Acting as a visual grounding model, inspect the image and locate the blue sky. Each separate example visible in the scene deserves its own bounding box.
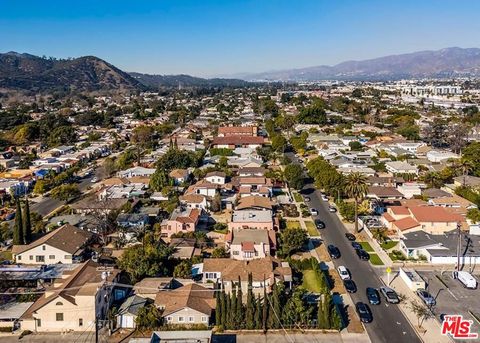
[1,0,480,76]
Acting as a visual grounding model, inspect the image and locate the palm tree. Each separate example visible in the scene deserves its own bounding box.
[344,172,369,233]
[458,159,473,187]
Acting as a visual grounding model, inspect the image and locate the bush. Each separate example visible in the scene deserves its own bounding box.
[338,201,355,222]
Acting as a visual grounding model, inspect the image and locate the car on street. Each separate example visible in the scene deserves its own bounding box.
[328,206,337,213]
[327,244,341,259]
[337,266,350,280]
[366,287,381,305]
[416,289,436,306]
[321,194,329,201]
[355,302,373,323]
[380,286,400,304]
[356,249,370,260]
[304,196,311,202]
[345,233,356,241]
[310,208,319,216]
[344,279,357,293]
[91,177,98,183]
[315,219,325,229]
[351,242,362,250]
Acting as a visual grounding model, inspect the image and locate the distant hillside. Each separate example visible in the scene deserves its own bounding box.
[129,72,253,88]
[236,47,480,81]
[0,52,144,94]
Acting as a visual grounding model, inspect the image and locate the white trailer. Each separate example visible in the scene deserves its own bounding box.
[453,271,477,289]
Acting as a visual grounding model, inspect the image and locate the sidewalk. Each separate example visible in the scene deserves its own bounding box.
[379,272,451,343]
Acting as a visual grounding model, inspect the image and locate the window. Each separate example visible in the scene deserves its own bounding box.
[201,316,208,323]
[188,316,194,322]
[178,316,184,322]
[79,318,83,327]
[55,302,63,306]
[166,316,173,322]
[233,251,239,255]
[36,319,41,328]
[64,255,72,260]
[56,313,64,321]
[29,255,33,260]
[36,256,45,263]
[49,255,55,259]
[17,256,21,261]
[42,245,46,251]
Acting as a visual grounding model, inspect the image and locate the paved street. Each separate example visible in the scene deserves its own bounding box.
[286,152,421,343]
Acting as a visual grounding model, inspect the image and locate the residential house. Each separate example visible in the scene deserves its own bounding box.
[20,261,120,332]
[226,229,275,260]
[204,171,226,185]
[169,169,190,186]
[236,196,273,211]
[367,186,404,200]
[116,295,150,329]
[228,210,274,231]
[186,180,218,197]
[385,161,418,175]
[426,150,459,163]
[179,194,209,211]
[211,136,264,149]
[155,284,215,326]
[217,126,257,137]
[397,183,423,199]
[238,167,266,177]
[453,175,480,190]
[232,177,273,198]
[201,257,292,296]
[118,167,156,178]
[12,225,93,265]
[116,213,150,228]
[160,208,201,240]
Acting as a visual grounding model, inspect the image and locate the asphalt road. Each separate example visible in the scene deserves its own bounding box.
[286,152,421,343]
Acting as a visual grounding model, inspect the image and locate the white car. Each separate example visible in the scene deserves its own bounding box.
[337,266,350,280]
[310,208,318,216]
[321,195,329,201]
[91,177,98,183]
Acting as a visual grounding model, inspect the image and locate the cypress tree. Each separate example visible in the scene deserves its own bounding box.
[268,282,282,329]
[262,282,268,332]
[225,292,232,329]
[330,303,342,330]
[317,295,326,329]
[215,290,221,326]
[254,294,262,329]
[235,277,244,329]
[221,291,227,327]
[23,198,32,244]
[323,292,332,329]
[13,199,24,245]
[245,273,255,329]
[231,282,238,329]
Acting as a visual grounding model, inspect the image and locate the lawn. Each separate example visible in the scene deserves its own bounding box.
[286,220,301,229]
[305,221,319,236]
[369,254,384,265]
[0,251,12,261]
[293,192,304,203]
[359,242,374,252]
[302,269,323,293]
[381,241,398,250]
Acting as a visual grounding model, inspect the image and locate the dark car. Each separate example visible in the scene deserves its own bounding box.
[355,302,373,323]
[366,287,380,305]
[343,279,357,293]
[327,244,341,259]
[345,233,356,241]
[380,286,400,304]
[351,242,362,250]
[356,249,370,260]
[315,219,325,229]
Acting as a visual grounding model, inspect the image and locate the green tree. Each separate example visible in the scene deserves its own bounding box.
[245,273,255,329]
[173,259,192,278]
[236,277,244,329]
[297,99,327,125]
[33,180,48,195]
[50,184,80,201]
[282,288,313,327]
[47,125,78,146]
[135,304,162,331]
[279,227,308,256]
[149,168,170,191]
[343,172,368,233]
[230,282,238,329]
[467,208,480,223]
[131,125,155,149]
[268,282,283,329]
[284,164,304,190]
[271,134,287,153]
[23,199,32,244]
[13,199,24,245]
[215,290,222,326]
[212,246,228,258]
[254,294,262,329]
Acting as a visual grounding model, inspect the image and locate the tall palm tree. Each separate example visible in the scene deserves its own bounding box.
[344,172,369,233]
[458,159,473,187]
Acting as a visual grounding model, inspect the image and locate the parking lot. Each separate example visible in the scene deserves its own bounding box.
[417,270,480,341]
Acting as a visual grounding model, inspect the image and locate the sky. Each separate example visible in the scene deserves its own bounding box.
[1,0,480,77]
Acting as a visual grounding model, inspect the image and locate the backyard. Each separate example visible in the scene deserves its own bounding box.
[302,269,324,293]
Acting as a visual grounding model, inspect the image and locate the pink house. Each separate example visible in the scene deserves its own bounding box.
[161,208,200,240]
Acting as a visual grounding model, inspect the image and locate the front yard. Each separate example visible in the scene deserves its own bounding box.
[369,253,384,265]
[302,269,324,293]
[359,241,374,252]
[304,221,318,236]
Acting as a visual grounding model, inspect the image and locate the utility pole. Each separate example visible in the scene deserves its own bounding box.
[456,222,462,272]
[95,315,99,343]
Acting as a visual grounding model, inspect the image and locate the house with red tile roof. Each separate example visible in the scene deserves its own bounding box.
[160,208,201,240]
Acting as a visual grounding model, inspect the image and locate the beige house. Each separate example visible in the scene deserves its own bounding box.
[228,210,274,231]
[225,229,275,260]
[20,261,120,332]
[155,284,215,326]
[12,224,93,265]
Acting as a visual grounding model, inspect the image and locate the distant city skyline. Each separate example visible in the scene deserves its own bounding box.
[1,0,480,77]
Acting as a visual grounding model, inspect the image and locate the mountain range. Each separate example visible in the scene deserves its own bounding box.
[233,47,480,81]
[1,47,480,95]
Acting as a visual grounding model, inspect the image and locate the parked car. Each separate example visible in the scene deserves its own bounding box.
[310,208,319,216]
[344,279,357,293]
[366,287,380,305]
[355,302,373,323]
[315,219,325,229]
[321,194,329,201]
[356,249,370,260]
[327,244,341,259]
[91,177,98,183]
[345,233,356,241]
[380,286,400,304]
[304,196,311,202]
[416,289,436,306]
[337,266,350,280]
[328,206,337,213]
[351,242,362,250]
[453,271,478,289]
